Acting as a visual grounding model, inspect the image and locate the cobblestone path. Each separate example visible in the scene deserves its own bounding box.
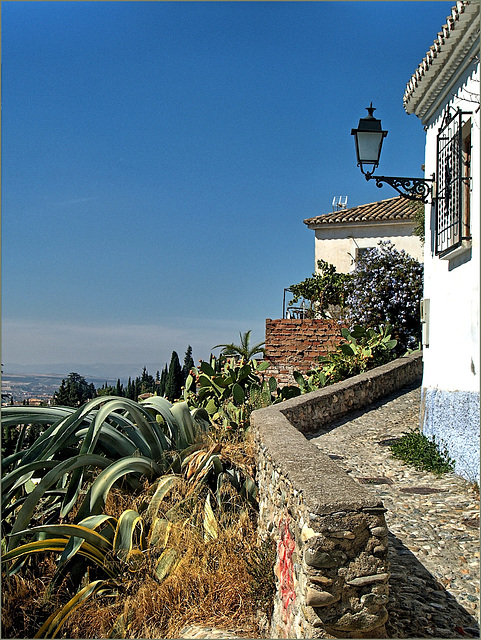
[309,383,479,639]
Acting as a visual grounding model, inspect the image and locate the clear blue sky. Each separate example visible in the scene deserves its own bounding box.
[2,1,453,377]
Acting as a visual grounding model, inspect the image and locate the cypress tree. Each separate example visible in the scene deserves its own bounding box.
[182,345,194,385]
[159,365,168,397]
[165,351,182,401]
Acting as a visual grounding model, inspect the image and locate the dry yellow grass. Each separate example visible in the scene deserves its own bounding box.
[2,433,273,639]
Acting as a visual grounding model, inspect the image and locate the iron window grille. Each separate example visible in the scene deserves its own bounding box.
[435,107,472,256]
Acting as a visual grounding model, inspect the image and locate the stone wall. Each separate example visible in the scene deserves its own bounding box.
[264,319,345,385]
[251,352,423,638]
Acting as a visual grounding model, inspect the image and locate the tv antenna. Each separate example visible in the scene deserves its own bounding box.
[332,196,348,212]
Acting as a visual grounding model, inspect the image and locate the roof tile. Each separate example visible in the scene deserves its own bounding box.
[304,196,419,226]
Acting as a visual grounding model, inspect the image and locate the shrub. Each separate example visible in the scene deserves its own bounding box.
[345,241,423,354]
[288,259,347,318]
[295,324,397,391]
[389,430,455,475]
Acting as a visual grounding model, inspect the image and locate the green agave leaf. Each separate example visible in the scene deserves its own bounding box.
[2,459,59,503]
[0,406,75,428]
[11,524,112,553]
[154,547,179,583]
[113,509,145,552]
[170,401,196,449]
[240,475,259,508]
[1,450,25,472]
[2,538,112,576]
[139,395,176,427]
[191,407,211,432]
[60,397,164,518]
[75,456,161,522]
[74,424,138,458]
[146,475,181,521]
[34,579,115,639]
[7,454,112,552]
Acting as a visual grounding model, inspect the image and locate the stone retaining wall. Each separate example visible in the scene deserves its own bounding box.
[251,352,423,638]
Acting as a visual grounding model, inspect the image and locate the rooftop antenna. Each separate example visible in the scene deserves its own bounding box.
[332,196,348,212]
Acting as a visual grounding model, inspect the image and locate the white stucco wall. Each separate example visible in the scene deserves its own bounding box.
[422,59,479,394]
[420,53,479,482]
[313,221,423,273]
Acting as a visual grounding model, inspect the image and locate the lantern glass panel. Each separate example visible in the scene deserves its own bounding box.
[356,130,384,166]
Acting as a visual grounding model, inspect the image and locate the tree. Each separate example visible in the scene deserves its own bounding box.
[164,351,182,401]
[213,330,265,360]
[345,240,423,354]
[53,373,96,407]
[182,346,195,385]
[288,259,347,318]
[159,365,168,397]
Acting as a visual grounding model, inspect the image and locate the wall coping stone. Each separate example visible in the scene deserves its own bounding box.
[279,351,422,433]
[252,351,423,517]
[253,406,382,516]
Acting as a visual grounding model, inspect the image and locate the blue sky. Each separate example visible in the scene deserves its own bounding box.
[2,1,453,377]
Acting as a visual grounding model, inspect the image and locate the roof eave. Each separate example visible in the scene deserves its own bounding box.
[403,1,480,122]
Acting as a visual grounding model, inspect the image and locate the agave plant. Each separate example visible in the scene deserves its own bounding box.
[2,393,260,638]
[2,477,184,639]
[1,397,209,546]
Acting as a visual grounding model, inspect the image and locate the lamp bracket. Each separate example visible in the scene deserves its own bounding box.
[365,173,434,203]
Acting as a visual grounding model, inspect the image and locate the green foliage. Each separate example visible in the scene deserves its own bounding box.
[53,372,96,407]
[182,345,195,389]
[165,352,183,402]
[1,389,259,637]
[346,241,423,354]
[288,259,347,318]
[213,330,266,360]
[389,430,455,475]
[412,201,425,244]
[295,324,397,391]
[184,355,300,432]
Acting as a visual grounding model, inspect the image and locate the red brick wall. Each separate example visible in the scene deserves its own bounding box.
[263,318,345,385]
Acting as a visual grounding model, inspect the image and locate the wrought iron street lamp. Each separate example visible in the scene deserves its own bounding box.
[351,104,434,203]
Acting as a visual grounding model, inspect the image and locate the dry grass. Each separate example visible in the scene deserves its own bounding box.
[2,433,273,639]
[62,511,265,639]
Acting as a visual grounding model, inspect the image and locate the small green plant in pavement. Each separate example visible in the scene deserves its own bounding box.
[389,430,455,475]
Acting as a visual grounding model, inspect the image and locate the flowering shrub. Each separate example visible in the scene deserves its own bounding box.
[288,259,347,318]
[345,241,423,354]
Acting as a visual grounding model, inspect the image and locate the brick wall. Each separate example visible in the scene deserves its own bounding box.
[264,318,345,385]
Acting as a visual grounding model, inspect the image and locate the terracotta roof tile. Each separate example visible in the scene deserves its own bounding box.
[304,196,419,227]
[403,1,480,119]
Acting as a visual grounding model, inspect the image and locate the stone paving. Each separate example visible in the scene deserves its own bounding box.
[179,383,479,639]
[309,383,480,639]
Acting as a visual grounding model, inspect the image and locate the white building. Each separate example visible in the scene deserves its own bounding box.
[404,0,480,482]
[304,196,423,273]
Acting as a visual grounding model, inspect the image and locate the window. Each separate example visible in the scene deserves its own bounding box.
[355,247,373,262]
[435,108,472,257]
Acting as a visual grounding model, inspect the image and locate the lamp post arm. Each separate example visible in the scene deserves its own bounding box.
[365,173,434,203]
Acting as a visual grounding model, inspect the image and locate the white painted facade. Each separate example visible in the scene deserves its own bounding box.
[311,221,423,273]
[404,0,479,481]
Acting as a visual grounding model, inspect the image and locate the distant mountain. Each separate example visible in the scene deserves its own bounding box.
[4,362,165,383]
